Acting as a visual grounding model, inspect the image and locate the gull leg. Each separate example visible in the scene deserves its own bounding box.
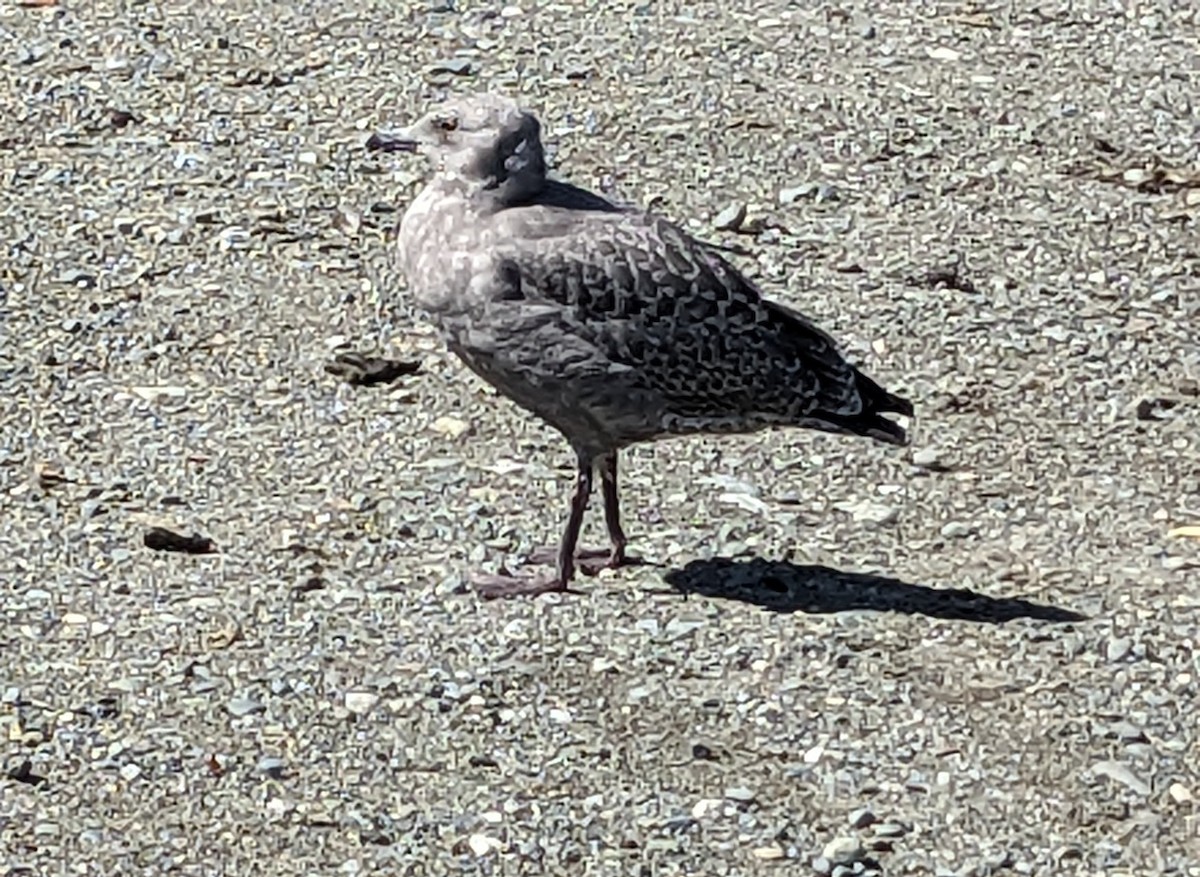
[471,452,593,599]
[598,451,628,568]
[523,451,639,574]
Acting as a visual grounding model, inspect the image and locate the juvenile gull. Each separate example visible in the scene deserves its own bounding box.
[369,93,914,599]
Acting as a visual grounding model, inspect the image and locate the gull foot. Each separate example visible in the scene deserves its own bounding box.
[469,571,584,600]
[524,546,640,576]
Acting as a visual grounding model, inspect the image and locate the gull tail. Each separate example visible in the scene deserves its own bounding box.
[821,368,914,447]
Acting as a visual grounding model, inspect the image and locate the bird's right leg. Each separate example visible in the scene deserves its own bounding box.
[597,451,629,568]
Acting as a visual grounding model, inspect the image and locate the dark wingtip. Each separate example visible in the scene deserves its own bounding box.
[865,415,910,447]
[835,371,914,446]
[889,393,915,419]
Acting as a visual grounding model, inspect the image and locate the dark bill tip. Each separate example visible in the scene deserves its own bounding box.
[366,131,418,153]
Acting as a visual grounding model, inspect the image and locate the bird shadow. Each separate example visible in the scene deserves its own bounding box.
[663,557,1087,624]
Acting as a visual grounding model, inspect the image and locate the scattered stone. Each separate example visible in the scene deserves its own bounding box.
[1091,760,1150,796]
[1168,782,1192,804]
[723,786,756,805]
[1135,397,1178,421]
[1103,720,1147,742]
[912,447,948,470]
[431,416,472,439]
[926,46,962,61]
[691,743,719,761]
[815,183,841,202]
[258,757,286,778]
[429,58,474,76]
[848,807,877,829]
[333,207,362,235]
[835,499,899,525]
[6,760,47,787]
[713,201,747,231]
[225,697,263,718]
[873,822,907,838]
[467,833,502,856]
[939,521,974,538]
[1105,637,1133,662]
[779,183,817,204]
[344,691,380,715]
[821,836,865,866]
[143,527,217,555]
[907,258,978,294]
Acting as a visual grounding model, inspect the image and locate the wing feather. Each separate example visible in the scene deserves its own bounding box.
[492,208,865,427]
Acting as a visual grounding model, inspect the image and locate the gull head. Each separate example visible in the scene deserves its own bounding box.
[368,93,547,199]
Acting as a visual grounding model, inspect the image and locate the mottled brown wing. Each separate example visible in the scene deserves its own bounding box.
[496,210,865,425]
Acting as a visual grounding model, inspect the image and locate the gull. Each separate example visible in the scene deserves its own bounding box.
[368,93,913,599]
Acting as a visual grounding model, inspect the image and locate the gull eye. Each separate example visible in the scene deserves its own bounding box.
[436,116,459,132]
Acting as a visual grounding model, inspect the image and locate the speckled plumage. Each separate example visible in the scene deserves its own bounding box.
[372,93,913,598]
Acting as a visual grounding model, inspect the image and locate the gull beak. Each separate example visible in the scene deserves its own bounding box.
[366,128,419,153]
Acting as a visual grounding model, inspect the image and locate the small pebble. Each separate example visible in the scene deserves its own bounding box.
[822,836,865,866]
[431,415,471,438]
[912,447,945,469]
[691,743,718,761]
[225,697,263,718]
[848,807,877,829]
[467,833,501,856]
[724,786,756,804]
[1168,782,1192,803]
[872,822,907,838]
[713,201,746,231]
[1091,759,1150,795]
[258,757,285,778]
[345,691,380,715]
[779,183,816,204]
[1106,637,1133,662]
[940,521,973,538]
[815,183,840,202]
[430,58,474,76]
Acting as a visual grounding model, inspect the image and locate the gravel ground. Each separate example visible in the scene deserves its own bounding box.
[3,0,1199,874]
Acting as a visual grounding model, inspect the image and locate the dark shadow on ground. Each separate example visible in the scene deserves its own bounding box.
[664,558,1087,624]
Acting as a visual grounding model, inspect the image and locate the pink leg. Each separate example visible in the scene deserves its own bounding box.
[471,452,593,599]
[523,451,637,575]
